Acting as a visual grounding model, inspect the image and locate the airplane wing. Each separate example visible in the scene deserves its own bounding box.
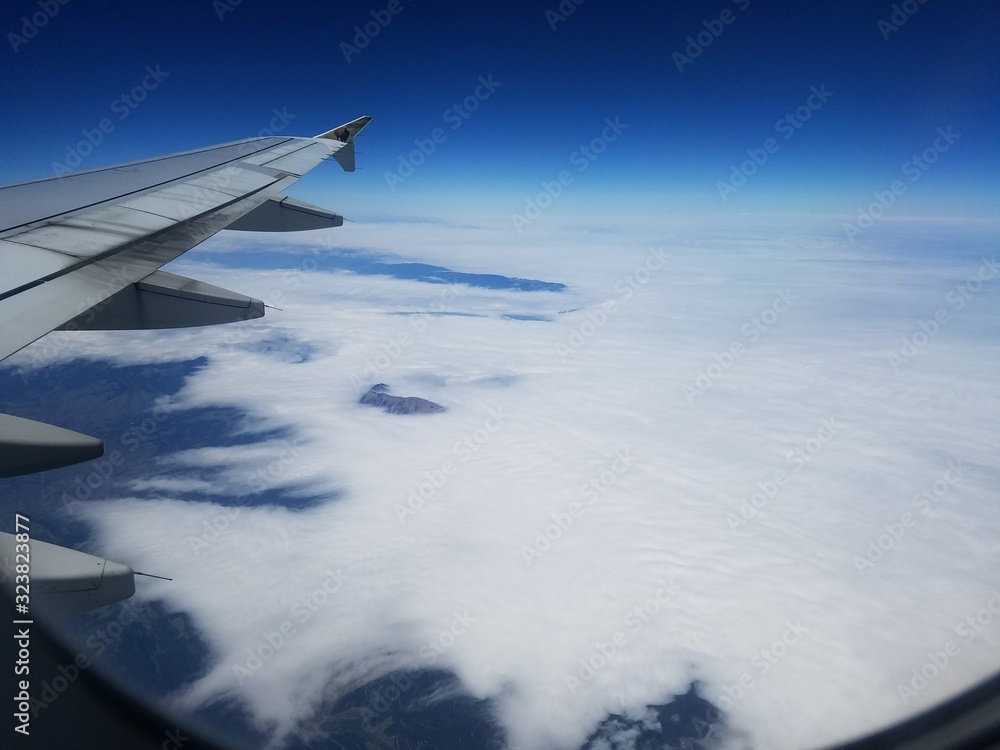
[0,115,372,479]
[0,116,372,613]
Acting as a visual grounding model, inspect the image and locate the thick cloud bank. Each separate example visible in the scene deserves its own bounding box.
[11,214,1000,749]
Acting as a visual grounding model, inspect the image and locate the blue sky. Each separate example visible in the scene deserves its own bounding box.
[1,0,997,219]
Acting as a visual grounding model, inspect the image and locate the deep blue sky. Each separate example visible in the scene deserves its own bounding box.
[0,0,997,218]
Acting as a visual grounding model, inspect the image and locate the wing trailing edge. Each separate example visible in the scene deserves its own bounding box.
[57,270,264,331]
[226,196,344,232]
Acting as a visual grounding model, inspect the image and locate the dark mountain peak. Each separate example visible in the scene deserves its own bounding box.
[359,385,445,415]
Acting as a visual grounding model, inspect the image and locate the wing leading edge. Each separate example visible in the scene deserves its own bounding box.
[0,115,372,613]
[0,115,373,477]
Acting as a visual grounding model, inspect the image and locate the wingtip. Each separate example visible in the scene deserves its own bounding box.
[315,115,373,144]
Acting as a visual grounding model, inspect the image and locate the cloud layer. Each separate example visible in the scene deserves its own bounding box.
[10,213,1000,749]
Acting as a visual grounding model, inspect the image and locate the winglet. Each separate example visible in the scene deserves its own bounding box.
[315,115,373,145]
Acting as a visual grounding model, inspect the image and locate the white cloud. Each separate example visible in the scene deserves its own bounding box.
[14,213,1000,749]
[127,477,222,495]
